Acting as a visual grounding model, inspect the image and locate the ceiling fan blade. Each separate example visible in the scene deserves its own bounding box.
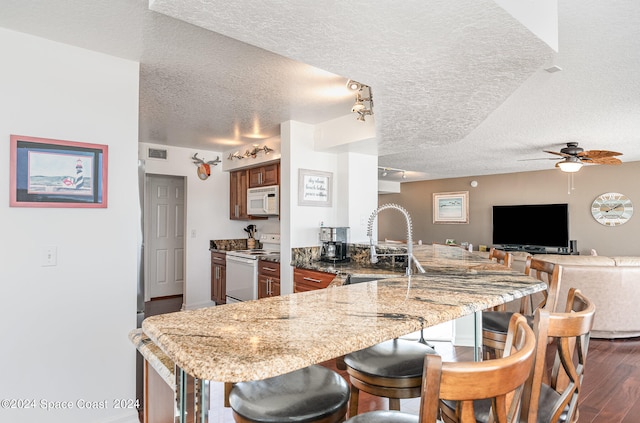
[543,150,571,157]
[518,157,562,161]
[579,149,623,159]
[588,156,623,165]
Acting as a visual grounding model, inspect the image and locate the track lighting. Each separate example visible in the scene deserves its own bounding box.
[378,167,408,179]
[227,144,274,161]
[347,80,373,122]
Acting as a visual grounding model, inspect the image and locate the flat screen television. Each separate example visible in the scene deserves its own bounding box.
[492,203,569,249]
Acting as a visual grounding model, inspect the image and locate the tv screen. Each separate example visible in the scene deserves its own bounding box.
[492,204,569,248]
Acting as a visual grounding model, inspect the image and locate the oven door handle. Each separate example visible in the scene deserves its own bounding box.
[226,255,257,265]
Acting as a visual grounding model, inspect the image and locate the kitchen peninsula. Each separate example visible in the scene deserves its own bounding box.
[136,244,546,423]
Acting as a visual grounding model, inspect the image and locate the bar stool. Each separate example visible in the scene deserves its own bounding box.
[345,314,537,423]
[343,338,437,416]
[482,256,562,359]
[448,288,596,423]
[228,364,350,423]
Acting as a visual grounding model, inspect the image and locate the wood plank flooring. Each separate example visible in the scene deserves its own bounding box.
[142,297,640,422]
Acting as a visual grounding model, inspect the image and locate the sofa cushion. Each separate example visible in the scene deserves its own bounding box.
[612,257,640,266]
[534,254,616,266]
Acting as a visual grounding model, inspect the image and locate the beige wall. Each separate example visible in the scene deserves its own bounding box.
[378,161,640,256]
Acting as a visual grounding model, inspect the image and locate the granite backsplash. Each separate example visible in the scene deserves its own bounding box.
[291,243,409,272]
[210,238,254,251]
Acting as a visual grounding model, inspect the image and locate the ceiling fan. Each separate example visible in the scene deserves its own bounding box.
[535,142,623,172]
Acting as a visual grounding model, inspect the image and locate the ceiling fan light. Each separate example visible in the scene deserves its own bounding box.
[558,159,583,173]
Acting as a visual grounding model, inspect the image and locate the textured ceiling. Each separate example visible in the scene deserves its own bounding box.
[1,0,639,181]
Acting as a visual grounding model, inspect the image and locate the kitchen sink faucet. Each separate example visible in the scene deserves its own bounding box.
[367,203,425,275]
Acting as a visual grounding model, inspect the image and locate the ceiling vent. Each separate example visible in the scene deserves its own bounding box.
[148,148,167,159]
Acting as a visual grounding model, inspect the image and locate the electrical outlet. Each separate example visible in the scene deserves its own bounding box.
[42,246,57,266]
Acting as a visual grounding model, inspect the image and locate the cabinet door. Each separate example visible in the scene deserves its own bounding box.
[211,252,226,304]
[230,170,248,220]
[270,278,281,296]
[258,275,269,299]
[249,163,279,188]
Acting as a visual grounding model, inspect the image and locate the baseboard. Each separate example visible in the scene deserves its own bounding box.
[183,299,216,310]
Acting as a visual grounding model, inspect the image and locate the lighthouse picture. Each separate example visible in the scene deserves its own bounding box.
[10,135,108,208]
[26,151,93,196]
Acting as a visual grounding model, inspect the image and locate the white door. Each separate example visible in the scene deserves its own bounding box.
[146,174,185,299]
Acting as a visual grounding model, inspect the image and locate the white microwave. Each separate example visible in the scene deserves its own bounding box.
[247,185,279,216]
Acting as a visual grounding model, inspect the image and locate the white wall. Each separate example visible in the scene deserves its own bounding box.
[0,28,139,423]
[280,120,379,294]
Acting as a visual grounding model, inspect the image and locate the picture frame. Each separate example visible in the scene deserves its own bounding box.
[9,134,108,208]
[298,168,332,207]
[433,191,468,224]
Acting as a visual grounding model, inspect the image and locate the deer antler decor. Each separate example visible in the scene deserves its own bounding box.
[192,153,221,180]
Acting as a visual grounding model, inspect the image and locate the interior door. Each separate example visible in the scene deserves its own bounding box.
[146,174,185,299]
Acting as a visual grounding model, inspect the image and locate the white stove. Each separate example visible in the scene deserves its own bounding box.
[225,234,280,303]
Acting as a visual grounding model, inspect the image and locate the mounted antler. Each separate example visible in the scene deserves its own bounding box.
[191,153,220,180]
[192,153,221,166]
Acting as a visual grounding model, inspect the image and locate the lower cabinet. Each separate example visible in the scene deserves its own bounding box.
[211,251,226,305]
[258,260,280,299]
[293,268,336,293]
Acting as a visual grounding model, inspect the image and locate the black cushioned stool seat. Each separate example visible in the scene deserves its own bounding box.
[483,312,534,334]
[343,339,437,416]
[228,364,350,423]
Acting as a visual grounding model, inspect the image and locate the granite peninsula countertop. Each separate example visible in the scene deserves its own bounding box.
[141,245,545,382]
[292,243,516,285]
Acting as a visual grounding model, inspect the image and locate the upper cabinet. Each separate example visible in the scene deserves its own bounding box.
[230,162,279,220]
[249,163,279,187]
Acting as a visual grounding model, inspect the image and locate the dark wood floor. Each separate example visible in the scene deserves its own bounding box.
[143,297,640,422]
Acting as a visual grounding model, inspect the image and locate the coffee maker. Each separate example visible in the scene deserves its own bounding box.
[320,226,349,262]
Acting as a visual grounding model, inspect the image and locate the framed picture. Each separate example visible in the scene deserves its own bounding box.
[298,168,332,207]
[433,191,468,224]
[9,134,108,208]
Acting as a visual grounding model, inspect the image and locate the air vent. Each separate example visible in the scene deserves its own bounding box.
[148,148,167,159]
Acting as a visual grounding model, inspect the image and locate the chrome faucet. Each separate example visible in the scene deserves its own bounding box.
[367,203,423,275]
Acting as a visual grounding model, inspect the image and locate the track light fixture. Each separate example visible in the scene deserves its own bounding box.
[378,166,408,179]
[227,144,274,161]
[347,80,373,122]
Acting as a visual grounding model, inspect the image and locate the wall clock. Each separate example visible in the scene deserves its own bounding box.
[591,192,633,226]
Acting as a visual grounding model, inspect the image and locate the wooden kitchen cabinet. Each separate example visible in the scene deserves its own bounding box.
[229,169,249,220]
[293,268,336,293]
[248,163,279,188]
[211,251,226,304]
[258,260,280,298]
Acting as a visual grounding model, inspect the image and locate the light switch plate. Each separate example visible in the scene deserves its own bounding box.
[42,246,57,266]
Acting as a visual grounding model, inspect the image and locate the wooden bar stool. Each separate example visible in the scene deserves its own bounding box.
[520,288,596,423]
[344,313,537,423]
[453,288,596,423]
[228,364,350,423]
[343,338,437,416]
[488,247,514,268]
[482,256,562,359]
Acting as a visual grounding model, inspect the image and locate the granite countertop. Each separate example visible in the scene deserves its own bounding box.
[291,243,521,286]
[129,329,175,390]
[142,244,544,382]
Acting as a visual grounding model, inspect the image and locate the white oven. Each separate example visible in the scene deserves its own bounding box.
[247,185,279,216]
[225,234,280,303]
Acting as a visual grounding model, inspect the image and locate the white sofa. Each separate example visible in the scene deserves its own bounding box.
[532,254,640,339]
